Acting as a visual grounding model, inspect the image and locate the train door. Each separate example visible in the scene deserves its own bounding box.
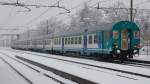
[121,29,128,50]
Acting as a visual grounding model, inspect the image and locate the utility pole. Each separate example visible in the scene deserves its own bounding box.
[27,28,30,50]
[147,40,149,57]
[46,20,49,35]
[130,0,133,22]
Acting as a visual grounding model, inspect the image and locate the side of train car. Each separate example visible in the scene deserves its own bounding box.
[11,21,140,60]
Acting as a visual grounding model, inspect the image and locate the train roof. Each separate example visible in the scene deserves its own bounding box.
[35,23,113,39]
[18,23,114,40]
[53,23,113,37]
[113,21,139,31]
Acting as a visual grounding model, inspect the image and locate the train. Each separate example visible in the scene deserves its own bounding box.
[11,21,140,62]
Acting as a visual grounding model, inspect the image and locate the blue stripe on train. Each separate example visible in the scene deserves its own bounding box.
[53,47,112,54]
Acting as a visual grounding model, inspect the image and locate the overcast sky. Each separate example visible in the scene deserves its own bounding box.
[0,0,150,34]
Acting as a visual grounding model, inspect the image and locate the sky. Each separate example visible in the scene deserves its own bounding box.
[0,0,150,40]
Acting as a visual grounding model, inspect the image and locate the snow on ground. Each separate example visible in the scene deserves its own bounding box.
[7,48,150,77]
[133,46,150,61]
[0,48,150,84]
[0,57,28,84]
[0,52,68,84]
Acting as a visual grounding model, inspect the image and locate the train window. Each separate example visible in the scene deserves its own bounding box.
[57,38,58,45]
[60,38,61,44]
[55,39,57,45]
[75,37,78,44]
[68,37,71,45]
[55,38,57,45]
[58,38,59,45]
[134,31,140,39]
[73,37,75,44]
[65,37,67,45]
[54,39,56,45]
[45,40,47,45]
[54,38,57,45]
[113,31,119,39]
[76,36,79,44]
[88,35,93,44]
[122,30,127,39]
[57,38,60,45]
[49,40,51,45]
[79,36,82,44]
[67,37,69,45]
[94,34,98,44]
[53,39,55,45]
[59,38,61,45]
[71,37,73,44]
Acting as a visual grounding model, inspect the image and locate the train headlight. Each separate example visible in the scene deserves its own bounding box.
[114,45,118,48]
[134,50,137,53]
[117,50,120,54]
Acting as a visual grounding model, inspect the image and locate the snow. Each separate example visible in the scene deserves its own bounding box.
[0,48,80,84]
[0,57,28,84]
[0,54,61,84]
[133,46,150,61]
[8,48,150,77]
[0,48,150,84]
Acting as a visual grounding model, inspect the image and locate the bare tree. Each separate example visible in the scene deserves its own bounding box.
[36,17,68,36]
[106,1,129,23]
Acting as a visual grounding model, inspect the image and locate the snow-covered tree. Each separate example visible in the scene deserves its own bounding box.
[135,10,150,42]
[70,3,105,30]
[106,1,129,23]
[36,17,68,36]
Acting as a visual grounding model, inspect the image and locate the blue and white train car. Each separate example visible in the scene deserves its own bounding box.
[50,23,113,57]
[12,21,140,61]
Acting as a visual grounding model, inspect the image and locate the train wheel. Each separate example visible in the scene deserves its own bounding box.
[128,54,133,58]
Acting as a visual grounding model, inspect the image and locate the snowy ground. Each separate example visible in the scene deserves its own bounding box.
[0,48,76,84]
[0,47,150,84]
[0,57,28,84]
[133,46,150,61]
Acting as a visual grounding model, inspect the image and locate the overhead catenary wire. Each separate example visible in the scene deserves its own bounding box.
[0,0,70,13]
[24,0,65,25]
[2,6,15,25]
[134,0,150,7]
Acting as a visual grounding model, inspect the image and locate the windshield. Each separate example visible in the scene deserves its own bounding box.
[134,31,140,39]
[113,31,119,39]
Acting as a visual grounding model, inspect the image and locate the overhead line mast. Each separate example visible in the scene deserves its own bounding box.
[130,0,133,22]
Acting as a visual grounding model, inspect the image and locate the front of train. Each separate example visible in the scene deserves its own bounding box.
[112,21,140,61]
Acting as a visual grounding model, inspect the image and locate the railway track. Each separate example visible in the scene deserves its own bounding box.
[122,60,150,69]
[0,52,97,84]
[0,52,76,84]
[23,49,150,69]
[13,50,150,68]
[0,56,33,84]
[11,50,150,79]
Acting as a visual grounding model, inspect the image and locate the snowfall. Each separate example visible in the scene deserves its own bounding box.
[0,47,150,84]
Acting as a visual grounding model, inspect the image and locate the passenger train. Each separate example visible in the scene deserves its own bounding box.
[11,21,140,61]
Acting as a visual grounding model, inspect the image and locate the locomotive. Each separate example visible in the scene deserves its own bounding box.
[12,21,140,61]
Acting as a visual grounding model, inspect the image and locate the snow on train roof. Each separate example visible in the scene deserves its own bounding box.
[54,23,113,37]
[15,23,113,41]
[34,23,113,39]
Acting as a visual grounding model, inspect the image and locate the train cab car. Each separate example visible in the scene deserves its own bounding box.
[112,21,140,60]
